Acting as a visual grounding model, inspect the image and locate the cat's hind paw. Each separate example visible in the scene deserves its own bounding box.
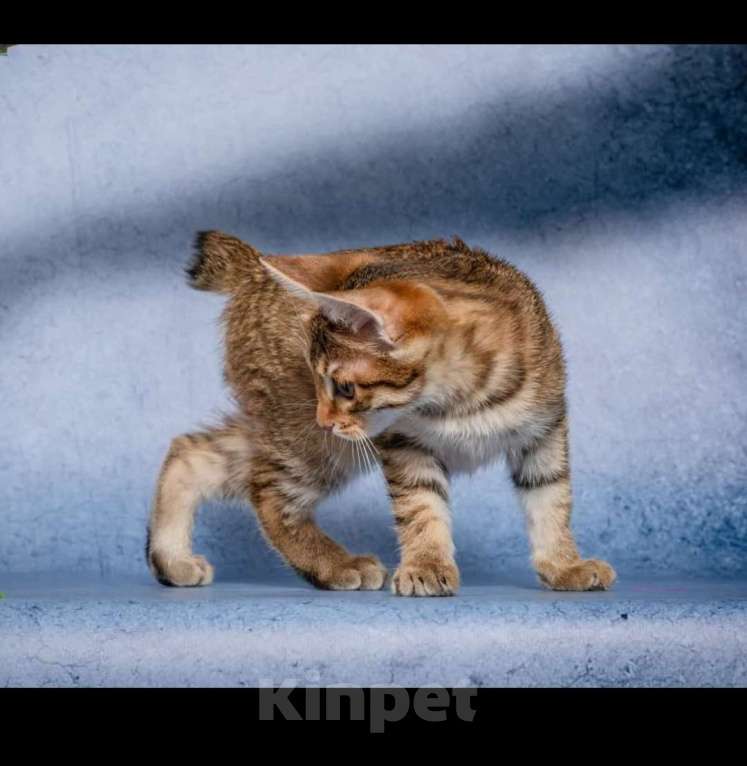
[538,558,616,591]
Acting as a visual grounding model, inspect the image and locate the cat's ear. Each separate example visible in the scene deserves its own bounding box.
[259,257,319,301]
[260,252,377,293]
[322,283,447,351]
[260,258,395,348]
[314,292,396,348]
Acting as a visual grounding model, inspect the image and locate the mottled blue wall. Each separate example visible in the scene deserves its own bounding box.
[1,45,745,579]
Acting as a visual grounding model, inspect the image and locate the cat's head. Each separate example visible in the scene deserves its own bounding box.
[261,256,448,440]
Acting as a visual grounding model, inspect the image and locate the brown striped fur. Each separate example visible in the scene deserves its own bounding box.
[147,232,615,595]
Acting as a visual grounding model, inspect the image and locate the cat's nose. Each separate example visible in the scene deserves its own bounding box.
[317,412,335,431]
[317,403,336,430]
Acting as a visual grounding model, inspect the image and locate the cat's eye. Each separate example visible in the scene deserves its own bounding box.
[333,380,355,399]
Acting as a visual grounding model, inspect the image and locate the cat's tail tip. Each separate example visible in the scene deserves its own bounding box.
[186,230,262,294]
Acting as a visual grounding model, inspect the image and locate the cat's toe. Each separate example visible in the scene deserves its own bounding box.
[150,552,215,587]
[322,555,387,591]
[351,555,388,590]
[539,558,616,591]
[324,567,364,590]
[392,559,459,597]
[584,559,617,590]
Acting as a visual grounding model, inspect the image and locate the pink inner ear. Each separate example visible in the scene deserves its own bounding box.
[261,251,381,293]
[262,255,337,292]
[316,294,394,347]
[259,258,398,348]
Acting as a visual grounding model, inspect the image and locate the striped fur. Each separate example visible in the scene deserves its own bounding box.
[147,233,615,595]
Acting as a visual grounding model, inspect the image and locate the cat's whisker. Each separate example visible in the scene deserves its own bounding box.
[367,443,378,473]
[363,432,379,458]
[354,438,364,474]
[350,439,358,473]
[298,421,320,456]
[354,440,363,475]
[359,440,367,475]
[322,431,335,471]
[363,444,374,475]
[357,435,372,474]
[351,434,368,475]
[329,433,347,477]
[360,433,379,474]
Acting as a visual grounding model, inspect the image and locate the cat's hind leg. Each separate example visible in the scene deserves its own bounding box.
[509,414,616,591]
[147,424,250,586]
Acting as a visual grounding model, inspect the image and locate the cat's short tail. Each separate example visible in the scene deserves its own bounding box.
[186,230,262,294]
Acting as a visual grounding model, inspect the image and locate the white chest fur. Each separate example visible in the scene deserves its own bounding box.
[397,405,530,475]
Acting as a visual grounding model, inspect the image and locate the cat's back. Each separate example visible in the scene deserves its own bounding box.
[338,237,527,293]
[193,233,559,436]
[224,236,533,354]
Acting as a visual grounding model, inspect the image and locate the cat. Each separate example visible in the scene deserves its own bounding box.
[146,232,616,596]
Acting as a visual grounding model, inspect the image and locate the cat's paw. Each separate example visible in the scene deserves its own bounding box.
[150,552,215,587]
[315,554,388,591]
[538,558,616,591]
[392,559,460,597]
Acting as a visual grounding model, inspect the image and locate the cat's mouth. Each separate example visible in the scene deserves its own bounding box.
[330,426,364,442]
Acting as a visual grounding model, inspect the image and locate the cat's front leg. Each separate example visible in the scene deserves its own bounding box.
[248,454,387,591]
[509,414,616,591]
[377,433,459,597]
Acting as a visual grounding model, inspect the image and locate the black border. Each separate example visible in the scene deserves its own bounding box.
[3,10,747,44]
[2,27,745,750]
[1,687,744,738]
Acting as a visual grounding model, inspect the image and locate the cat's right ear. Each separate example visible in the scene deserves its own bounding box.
[260,258,395,348]
[259,257,319,301]
[260,252,378,293]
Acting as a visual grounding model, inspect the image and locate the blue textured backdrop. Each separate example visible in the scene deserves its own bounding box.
[1,44,746,582]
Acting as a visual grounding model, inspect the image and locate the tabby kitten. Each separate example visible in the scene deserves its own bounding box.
[146,232,616,596]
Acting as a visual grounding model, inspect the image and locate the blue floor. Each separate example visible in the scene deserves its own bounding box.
[2,571,745,687]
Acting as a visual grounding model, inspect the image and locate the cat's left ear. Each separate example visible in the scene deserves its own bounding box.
[260,258,395,348]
